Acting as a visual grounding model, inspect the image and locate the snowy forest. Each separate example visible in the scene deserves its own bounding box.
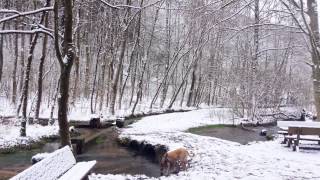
[1,0,320,179]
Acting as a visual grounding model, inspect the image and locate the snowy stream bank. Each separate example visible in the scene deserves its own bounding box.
[0,125,59,152]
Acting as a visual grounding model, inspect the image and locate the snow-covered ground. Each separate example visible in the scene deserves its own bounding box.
[90,108,320,180]
[0,124,58,150]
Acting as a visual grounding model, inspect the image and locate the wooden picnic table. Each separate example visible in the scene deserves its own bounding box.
[277,121,320,151]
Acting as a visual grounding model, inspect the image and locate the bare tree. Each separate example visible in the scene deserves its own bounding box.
[53,0,74,146]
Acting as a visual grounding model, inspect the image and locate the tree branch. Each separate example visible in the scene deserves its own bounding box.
[0,29,53,38]
[98,0,163,10]
[0,7,53,24]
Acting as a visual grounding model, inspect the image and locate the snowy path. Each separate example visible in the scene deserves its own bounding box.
[89,108,320,180]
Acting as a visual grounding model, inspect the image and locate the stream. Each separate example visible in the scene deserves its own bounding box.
[0,125,160,180]
[190,125,280,145]
[0,142,60,180]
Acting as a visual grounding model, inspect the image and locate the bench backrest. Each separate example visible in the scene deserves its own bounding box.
[11,146,76,180]
[288,127,320,135]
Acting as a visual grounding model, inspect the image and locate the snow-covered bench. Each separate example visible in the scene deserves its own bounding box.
[10,146,96,180]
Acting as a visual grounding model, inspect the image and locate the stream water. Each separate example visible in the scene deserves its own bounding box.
[77,127,160,177]
[190,125,279,145]
[0,142,60,180]
[0,126,160,180]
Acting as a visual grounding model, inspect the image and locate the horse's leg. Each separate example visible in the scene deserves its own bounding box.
[165,162,170,176]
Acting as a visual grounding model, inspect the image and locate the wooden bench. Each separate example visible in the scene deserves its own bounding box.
[285,127,320,151]
[11,146,96,180]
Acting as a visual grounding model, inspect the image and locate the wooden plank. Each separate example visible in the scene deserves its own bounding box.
[70,128,110,154]
[84,129,108,144]
[288,127,320,135]
[301,128,320,135]
[58,161,96,180]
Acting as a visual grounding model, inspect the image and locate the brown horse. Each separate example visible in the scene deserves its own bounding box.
[160,147,190,176]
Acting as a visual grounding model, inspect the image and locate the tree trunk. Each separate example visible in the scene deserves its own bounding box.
[109,0,130,115]
[99,55,107,111]
[249,0,259,120]
[84,46,90,99]
[119,27,140,109]
[180,80,187,107]
[12,22,18,105]
[128,57,137,107]
[118,57,124,110]
[193,75,202,106]
[186,62,197,107]
[54,0,74,147]
[307,0,320,120]
[72,8,81,105]
[49,79,60,125]
[168,55,199,109]
[0,23,4,83]
[110,37,127,115]
[132,0,156,114]
[19,34,25,94]
[160,0,171,108]
[20,34,39,136]
[90,47,101,114]
[35,13,49,120]
[57,65,72,146]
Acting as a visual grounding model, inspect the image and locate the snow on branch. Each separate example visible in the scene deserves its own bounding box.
[98,0,163,10]
[0,29,53,38]
[256,45,304,56]
[0,9,20,14]
[0,7,53,24]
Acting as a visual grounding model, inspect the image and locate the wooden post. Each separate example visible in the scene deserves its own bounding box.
[293,128,301,151]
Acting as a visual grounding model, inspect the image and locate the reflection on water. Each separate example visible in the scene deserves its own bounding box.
[0,142,60,180]
[191,125,279,145]
[0,127,160,179]
[77,128,160,177]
